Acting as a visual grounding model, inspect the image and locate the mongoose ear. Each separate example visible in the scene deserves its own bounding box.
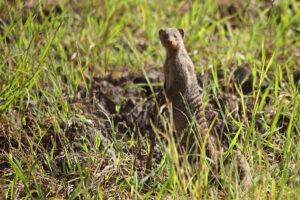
[159,29,163,37]
[178,28,184,38]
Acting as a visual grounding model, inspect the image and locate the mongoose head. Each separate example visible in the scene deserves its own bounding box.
[159,28,184,51]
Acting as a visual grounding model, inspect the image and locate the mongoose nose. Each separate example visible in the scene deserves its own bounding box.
[165,40,173,45]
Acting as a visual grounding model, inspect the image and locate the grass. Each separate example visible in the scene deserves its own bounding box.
[0,0,299,199]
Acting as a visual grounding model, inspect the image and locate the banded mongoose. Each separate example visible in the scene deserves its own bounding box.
[158,28,251,188]
[159,28,218,162]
